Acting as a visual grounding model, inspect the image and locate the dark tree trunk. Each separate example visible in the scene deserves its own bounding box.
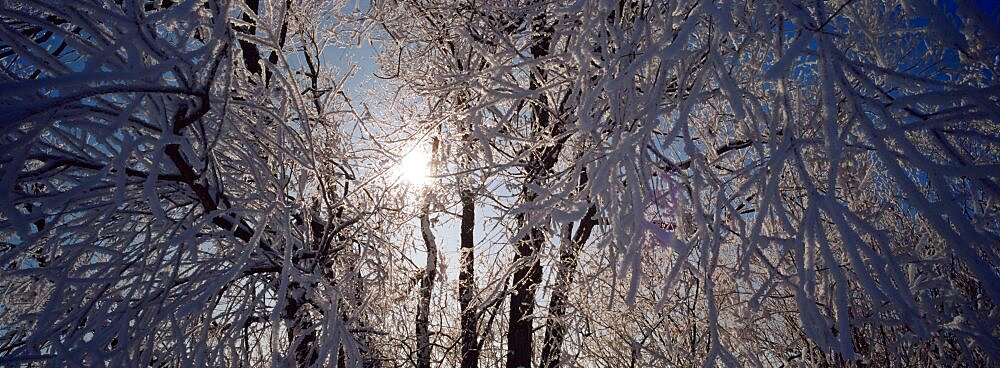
[459,188,481,368]
[506,12,556,368]
[416,138,440,368]
[506,226,545,368]
[416,207,437,368]
[540,204,597,367]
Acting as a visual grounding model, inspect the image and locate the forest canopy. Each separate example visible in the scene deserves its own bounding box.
[1,0,999,366]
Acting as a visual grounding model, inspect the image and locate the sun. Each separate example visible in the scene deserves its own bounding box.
[397,146,431,186]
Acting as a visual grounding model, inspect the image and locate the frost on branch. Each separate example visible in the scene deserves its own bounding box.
[2,0,999,366]
[375,0,1000,365]
[0,0,381,366]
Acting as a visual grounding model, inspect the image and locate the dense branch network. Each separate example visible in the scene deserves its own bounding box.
[1,0,999,367]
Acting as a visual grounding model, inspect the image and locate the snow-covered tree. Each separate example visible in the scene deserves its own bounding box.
[3,0,999,366]
[0,0,393,366]
[374,0,1000,366]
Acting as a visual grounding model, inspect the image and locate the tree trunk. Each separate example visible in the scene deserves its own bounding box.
[506,12,555,368]
[507,226,544,368]
[459,188,480,368]
[416,138,440,368]
[540,205,597,367]
[416,208,437,368]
